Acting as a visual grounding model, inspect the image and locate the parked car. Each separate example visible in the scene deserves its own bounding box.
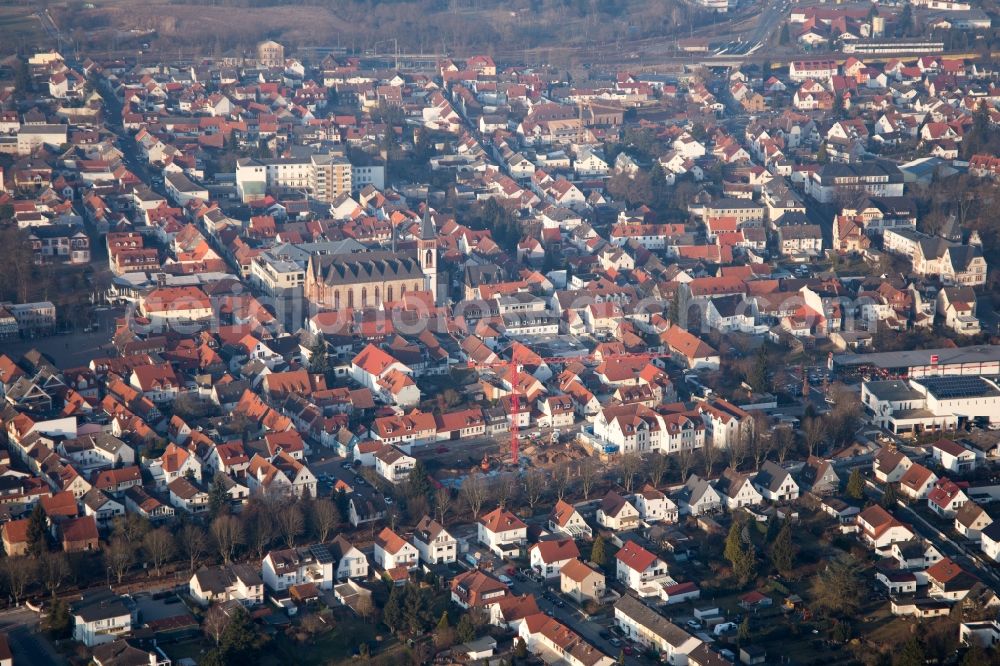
[714,622,737,635]
[609,638,621,648]
[498,574,513,585]
[686,619,702,630]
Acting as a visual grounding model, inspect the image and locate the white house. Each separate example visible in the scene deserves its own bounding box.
[676,475,723,515]
[955,503,993,542]
[548,499,593,538]
[374,527,419,572]
[634,485,678,523]
[716,468,763,510]
[597,491,641,531]
[982,522,1000,562]
[373,444,416,484]
[350,344,419,407]
[262,544,336,592]
[873,449,913,483]
[616,540,672,598]
[412,515,457,565]
[899,463,937,501]
[189,564,264,607]
[330,535,369,580]
[931,439,980,474]
[71,590,132,647]
[927,478,969,518]
[614,595,702,665]
[857,505,915,550]
[753,461,800,502]
[529,538,581,579]
[478,507,528,558]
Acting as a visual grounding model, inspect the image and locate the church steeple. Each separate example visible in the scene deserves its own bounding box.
[420,203,436,241]
[418,203,437,302]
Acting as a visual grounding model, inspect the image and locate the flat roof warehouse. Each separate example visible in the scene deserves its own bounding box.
[832,345,1000,378]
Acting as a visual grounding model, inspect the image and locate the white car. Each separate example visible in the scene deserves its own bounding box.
[498,574,513,585]
[714,622,737,636]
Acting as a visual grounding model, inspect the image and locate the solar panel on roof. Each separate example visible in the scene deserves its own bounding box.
[308,543,335,564]
[920,376,995,399]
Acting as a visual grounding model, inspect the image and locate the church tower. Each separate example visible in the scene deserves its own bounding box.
[418,206,438,302]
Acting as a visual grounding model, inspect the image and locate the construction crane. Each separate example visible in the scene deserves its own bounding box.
[467,350,675,466]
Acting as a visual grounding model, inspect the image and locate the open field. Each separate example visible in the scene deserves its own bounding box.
[0,7,47,51]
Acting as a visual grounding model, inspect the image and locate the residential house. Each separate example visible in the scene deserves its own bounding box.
[549,499,593,538]
[615,540,671,598]
[330,535,369,580]
[931,439,980,474]
[634,485,678,523]
[71,589,132,647]
[374,527,418,572]
[753,461,800,502]
[373,445,416,484]
[262,544,336,592]
[451,569,509,609]
[597,491,641,530]
[478,507,528,558]
[412,515,458,565]
[857,505,914,550]
[899,463,937,500]
[927,558,978,601]
[676,475,723,515]
[560,559,606,605]
[715,468,763,510]
[800,456,840,495]
[529,538,581,579]
[873,449,913,483]
[955,503,993,542]
[614,595,702,664]
[189,564,264,607]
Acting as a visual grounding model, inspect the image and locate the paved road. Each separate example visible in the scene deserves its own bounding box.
[7,623,65,666]
[504,573,643,665]
[866,480,1000,588]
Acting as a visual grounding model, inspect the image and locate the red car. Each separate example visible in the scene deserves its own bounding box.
[435,446,449,454]
[622,646,633,656]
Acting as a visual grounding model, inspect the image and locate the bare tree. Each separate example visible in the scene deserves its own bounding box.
[460,473,488,518]
[41,552,69,598]
[676,445,696,482]
[1,557,35,604]
[728,429,749,471]
[277,503,305,549]
[578,458,599,499]
[247,502,276,558]
[750,413,773,471]
[113,514,149,543]
[619,453,642,493]
[211,514,243,564]
[647,452,670,488]
[702,439,719,477]
[143,528,175,577]
[311,499,339,543]
[180,523,208,571]
[435,487,453,525]
[523,469,547,514]
[491,473,520,510]
[355,593,375,624]
[105,537,134,584]
[204,603,229,645]
[803,416,828,458]
[553,462,573,501]
[774,425,795,464]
